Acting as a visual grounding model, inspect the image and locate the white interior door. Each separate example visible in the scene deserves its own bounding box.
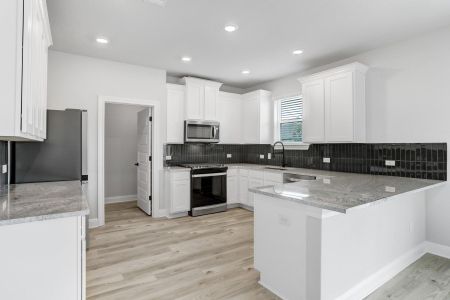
[137,108,152,215]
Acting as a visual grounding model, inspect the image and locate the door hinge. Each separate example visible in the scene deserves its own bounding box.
[149,156,152,161]
[149,116,152,122]
[149,196,152,201]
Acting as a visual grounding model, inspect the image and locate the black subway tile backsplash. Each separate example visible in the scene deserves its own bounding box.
[165,143,447,181]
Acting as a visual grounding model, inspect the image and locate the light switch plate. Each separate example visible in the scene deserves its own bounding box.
[267,153,272,160]
[1,165,7,174]
[226,154,232,158]
[323,157,331,163]
[259,154,265,159]
[165,155,172,161]
[385,160,396,167]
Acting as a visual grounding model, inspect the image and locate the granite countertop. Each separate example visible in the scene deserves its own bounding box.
[0,181,89,226]
[249,170,445,213]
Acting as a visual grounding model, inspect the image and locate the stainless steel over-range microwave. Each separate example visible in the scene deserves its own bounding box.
[184,120,220,143]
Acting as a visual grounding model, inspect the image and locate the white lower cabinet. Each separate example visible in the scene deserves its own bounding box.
[227,168,281,209]
[227,169,239,204]
[0,216,86,300]
[166,170,191,214]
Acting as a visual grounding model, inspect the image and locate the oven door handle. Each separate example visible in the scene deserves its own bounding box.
[192,172,227,178]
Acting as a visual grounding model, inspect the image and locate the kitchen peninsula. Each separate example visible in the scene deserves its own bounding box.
[0,181,89,300]
[250,170,444,300]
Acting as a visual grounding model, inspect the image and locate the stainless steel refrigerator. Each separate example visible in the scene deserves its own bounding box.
[11,109,88,183]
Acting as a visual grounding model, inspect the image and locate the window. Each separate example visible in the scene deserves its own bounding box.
[275,96,304,144]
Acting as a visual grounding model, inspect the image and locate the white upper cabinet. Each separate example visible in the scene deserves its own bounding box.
[299,62,368,143]
[166,84,185,143]
[183,77,223,121]
[0,0,52,141]
[216,91,242,143]
[302,79,325,143]
[241,90,273,144]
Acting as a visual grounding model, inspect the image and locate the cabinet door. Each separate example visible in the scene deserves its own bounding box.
[166,85,185,143]
[302,79,325,143]
[248,178,264,207]
[185,81,204,120]
[241,96,260,144]
[325,71,354,142]
[204,85,218,120]
[239,175,249,205]
[170,179,191,213]
[227,176,239,204]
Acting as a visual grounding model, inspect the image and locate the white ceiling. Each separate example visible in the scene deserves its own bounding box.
[47,0,450,88]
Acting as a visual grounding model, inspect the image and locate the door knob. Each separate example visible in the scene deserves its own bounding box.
[134,163,139,166]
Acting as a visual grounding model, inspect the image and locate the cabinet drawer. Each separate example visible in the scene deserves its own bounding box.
[264,171,283,183]
[227,168,239,176]
[249,170,264,179]
[170,171,190,181]
[239,169,249,176]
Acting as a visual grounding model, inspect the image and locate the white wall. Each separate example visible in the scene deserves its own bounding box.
[47,51,166,222]
[105,103,146,201]
[249,25,450,247]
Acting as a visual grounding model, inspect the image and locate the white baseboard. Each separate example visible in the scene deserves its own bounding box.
[88,218,100,228]
[105,195,137,204]
[336,242,427,300]
[425,241,450,259]
[258,280,289,300]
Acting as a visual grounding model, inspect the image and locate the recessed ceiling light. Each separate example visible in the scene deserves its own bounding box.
[292,49,303,55]
[181,56,192,62]
[96,37,109,44]
[224,24,239,32]
[241,69,250,75]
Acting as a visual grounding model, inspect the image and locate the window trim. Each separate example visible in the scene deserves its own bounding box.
[273,95,310,150]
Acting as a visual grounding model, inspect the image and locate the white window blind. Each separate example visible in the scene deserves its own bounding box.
[279,96,303,143]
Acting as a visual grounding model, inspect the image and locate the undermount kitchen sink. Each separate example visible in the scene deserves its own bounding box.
[264,166,288,171]
[283,173,317,183]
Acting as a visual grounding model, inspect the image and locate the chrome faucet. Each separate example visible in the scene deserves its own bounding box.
[272,141,286,168]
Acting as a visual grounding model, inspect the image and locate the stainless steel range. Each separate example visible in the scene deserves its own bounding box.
[180,164,228,216]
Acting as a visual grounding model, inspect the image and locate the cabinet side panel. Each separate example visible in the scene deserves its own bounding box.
[0,217,80,300]
[0,0,21,137]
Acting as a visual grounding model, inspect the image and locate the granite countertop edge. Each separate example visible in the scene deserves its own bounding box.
[0,181,90,227]
[250,180,445,214]
[0,207,90,226]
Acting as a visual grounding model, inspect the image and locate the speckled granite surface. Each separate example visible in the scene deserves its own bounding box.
[0,181,89,226]
[249,169,445,213]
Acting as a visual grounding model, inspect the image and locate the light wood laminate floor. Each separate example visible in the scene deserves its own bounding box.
[88,202,450,300]
[87,202,280,300]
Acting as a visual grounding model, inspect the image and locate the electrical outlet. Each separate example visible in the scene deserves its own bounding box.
[267,153,272,160]
[1,165,7,174]
[385,186,396,193]
[385,160,396,167]
[165,155,172,161]
[226,154,232,158]
[323,157,331,163]
[259,154,265,159]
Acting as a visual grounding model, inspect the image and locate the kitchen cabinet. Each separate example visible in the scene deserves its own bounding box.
[166,170,191,214]
[217,92,242,143]
[238,169,250,206]
[0,0,52,141]
[241,90,273,144]
[166,84,185,143]
[183,77,223,121]
[227,169,239,204]
[0,216,86,300]
[298,62,368,143]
